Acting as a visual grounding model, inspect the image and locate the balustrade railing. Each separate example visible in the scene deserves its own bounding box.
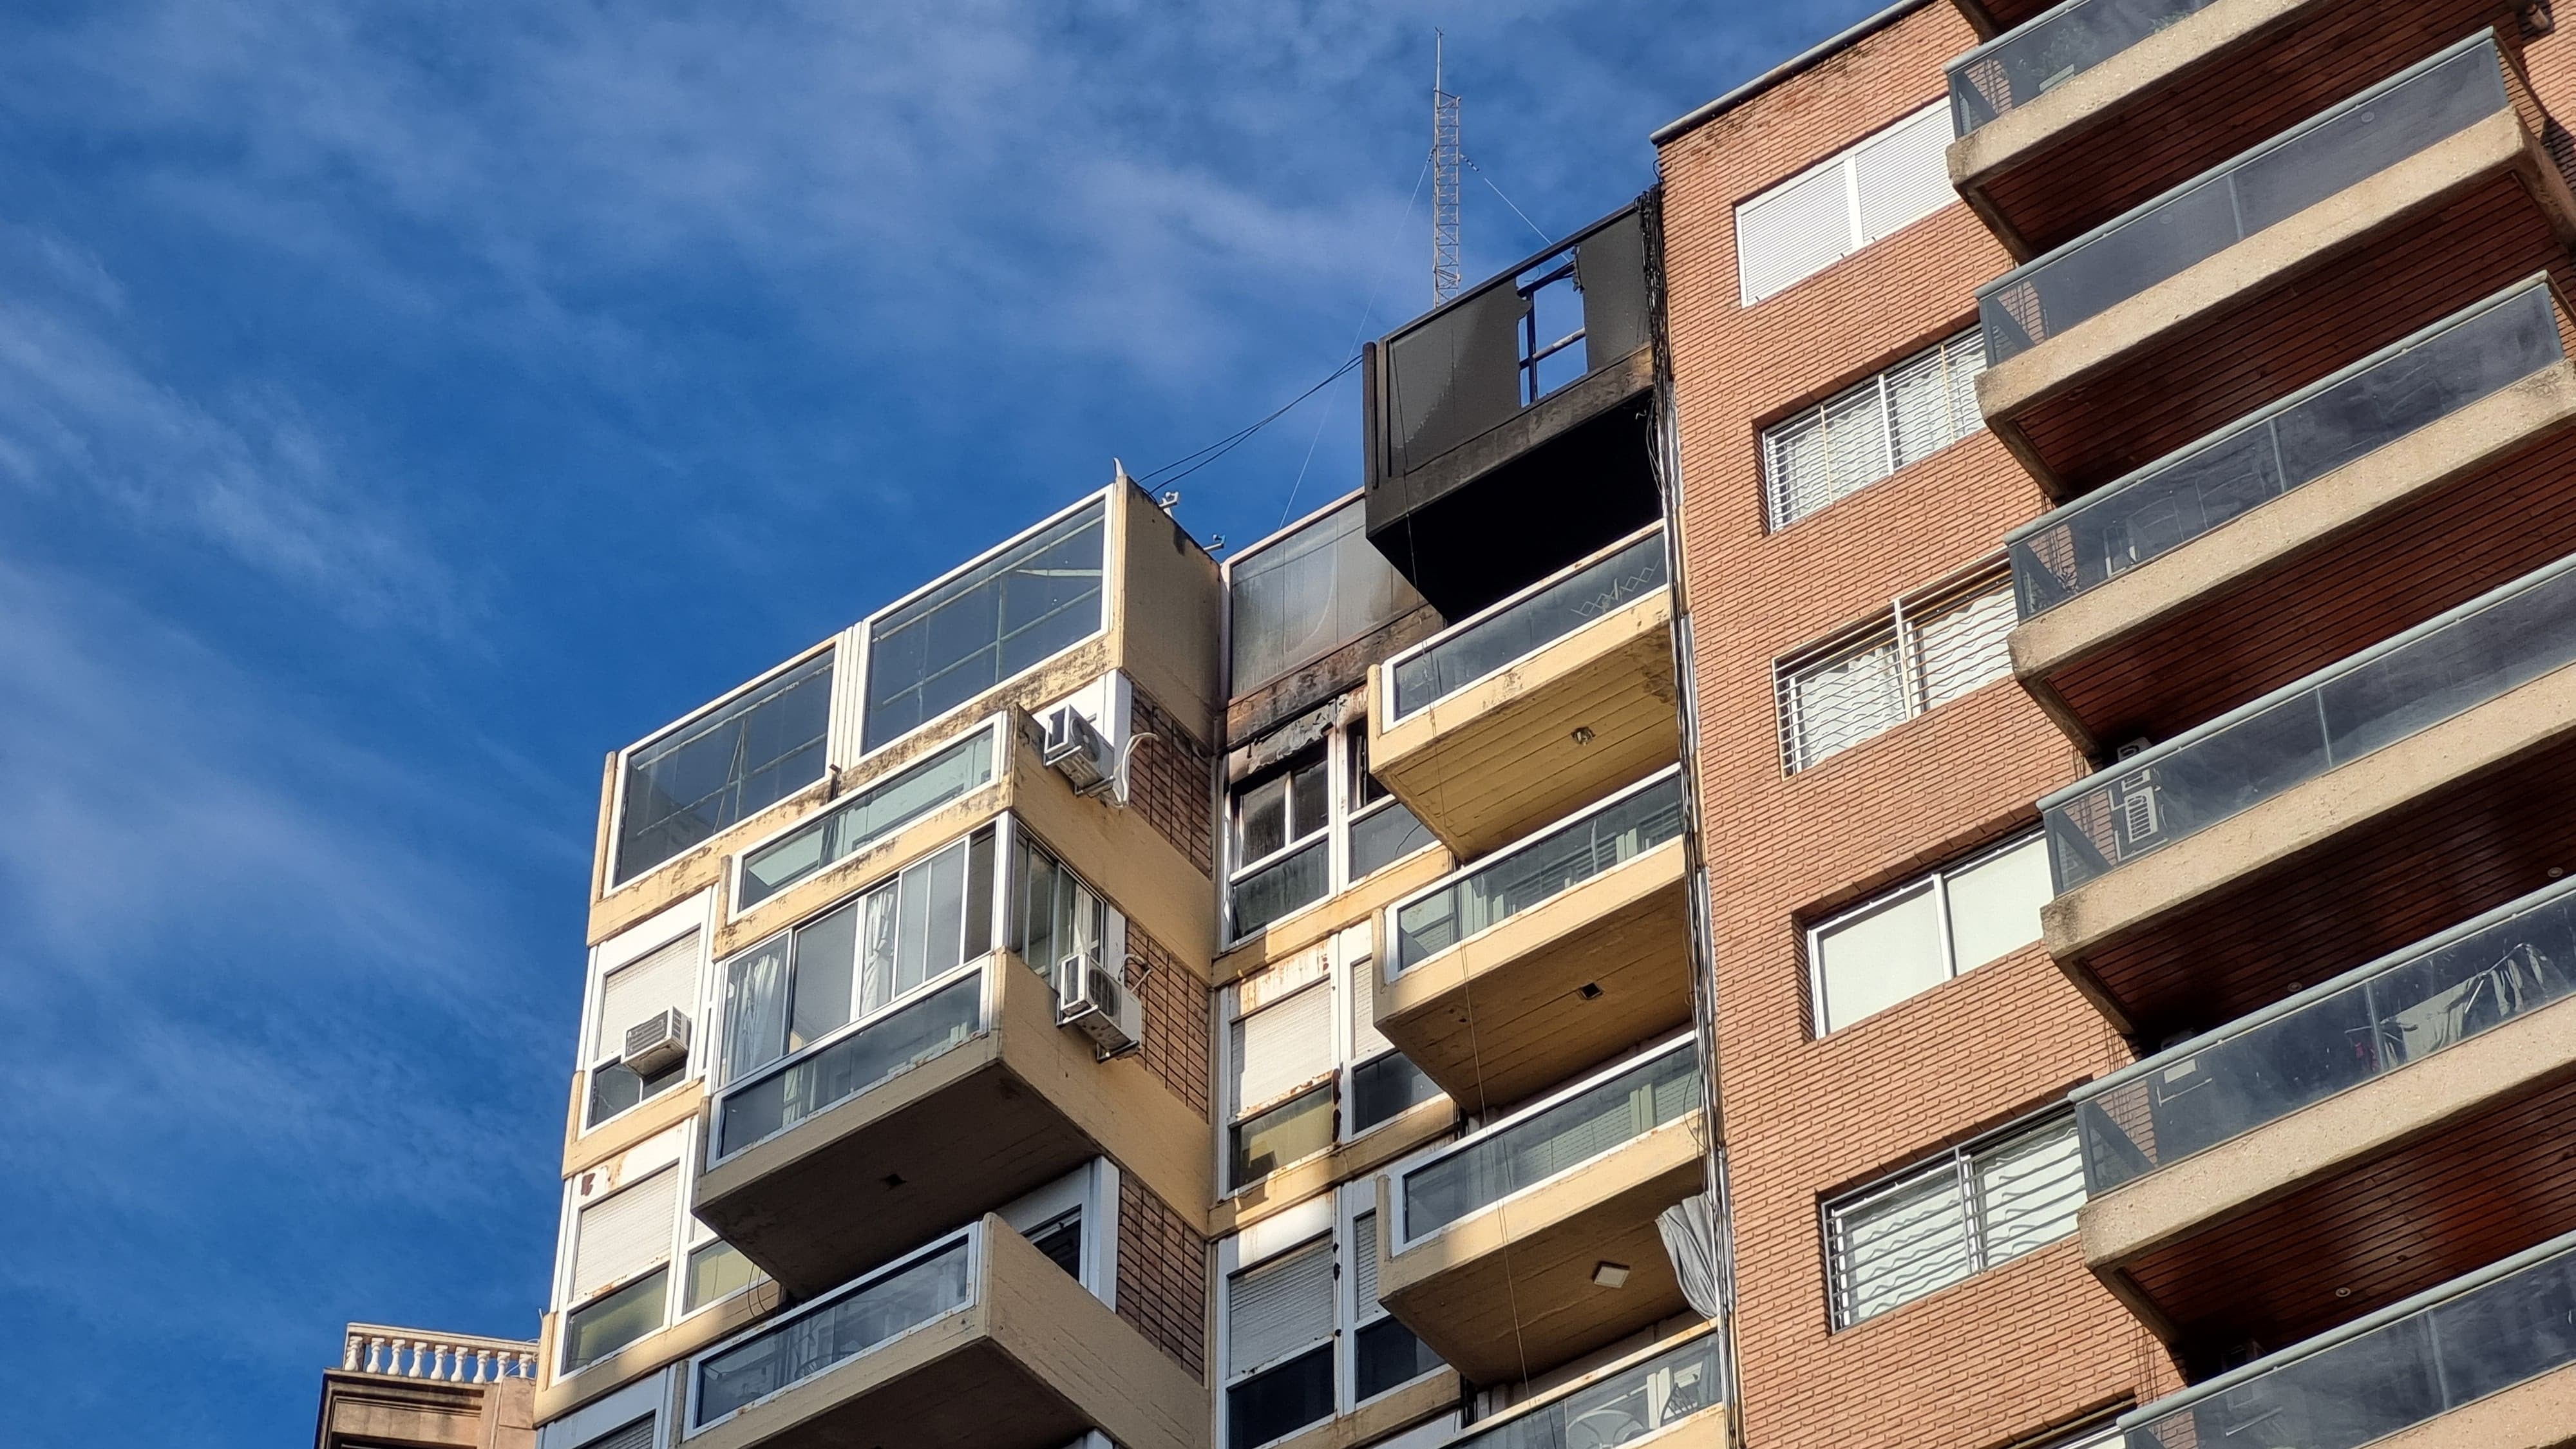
[341,1324,538,1383]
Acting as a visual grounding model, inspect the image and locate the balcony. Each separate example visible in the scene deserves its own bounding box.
[1975,33,2576,499]
[1378,771,1691,1111]
[1947,0,2518,258]
[1369,527,1677,858]
[2072,878,2576,1354]
[692,951,1208,1299]
[2007,276,2576,751]
[680,1218,1204,1449]
[1363,206,1660,620]
[2040,553,2576,1042]
[1376,1040,1706,1383]
[319,1327,537,1449]
[1434,1331,1727,1449]
[2117,1229,2576,1449]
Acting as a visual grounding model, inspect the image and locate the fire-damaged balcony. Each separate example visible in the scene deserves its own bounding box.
[1374,1040,1706,1384]
[1363,204,1660,621]
[2006,276,2576,752]
[1368,527,1677,858]
[2072,878,2576,1361]
[679,1217,1204,1449]
[1975,32,2576,499]
[1378,770,1690,1112]
[2040,553,2576,1045]
[692,951,1206,1300]
[1946,0,2521,258]
[2115,1229,2576,1449]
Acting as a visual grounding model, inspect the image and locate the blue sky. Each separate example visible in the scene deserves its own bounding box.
[0,3,1885,1441]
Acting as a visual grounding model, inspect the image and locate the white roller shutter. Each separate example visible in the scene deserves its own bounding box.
[1352,1209,1385,1320]
[1227,1236,1335,1374]
[1231,981,1334,1117]
[594,933,700,1061]
[1348,954,1392,1062]
[576,1419,656,1449]
[1737,162,1854,305]
[572,1167,678,1301]
[1852,103,1956,245]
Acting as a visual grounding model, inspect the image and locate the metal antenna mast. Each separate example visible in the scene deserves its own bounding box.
[1431,31,1463,305]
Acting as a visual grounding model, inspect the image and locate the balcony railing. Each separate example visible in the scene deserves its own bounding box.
[735,720,1000,912]
[712,960,991,1162]
[2041,551,2576,891]
[2009,277,2566,618]
[1978,33,2510,364]
[2119,1229,2576,1449]
[341,1325,538,1383]
[2074,876,2576,1193]
[1948,0,2221,134]
[1378,206,1650,477]
[688,1224,977,1434]
[1440,1331,1724,1449]
[1387,527,1667,719]
[1390,769,1685,971]
[1394,1037,1699,1246]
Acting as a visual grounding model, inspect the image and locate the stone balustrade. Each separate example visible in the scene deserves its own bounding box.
[342,1323,539,1384]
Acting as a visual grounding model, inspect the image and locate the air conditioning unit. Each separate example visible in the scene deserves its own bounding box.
[1041,706,1118,797]
[1056,955,1142,1057]
[621,1010,692,1076]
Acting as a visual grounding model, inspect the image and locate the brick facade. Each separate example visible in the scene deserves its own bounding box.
[1117,1171,1210,1381]
[1131,688,1217,878]
[1131,922,1211,1121]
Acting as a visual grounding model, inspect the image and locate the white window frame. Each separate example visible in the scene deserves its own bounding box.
[576,893,715,1138]
[1762,328,1986,529]
[535,1370,673,1449]
[1821,1104,2084,1329]
[554,1124,695,1376]
[1775,556,2013,774]
[1806,828,2047,1037]
[605,641,841,896]
[1222,925,1448,1194]
[1336,1162,1446,1413]
[1223,710,1439,946]
[1737,100,1955,305]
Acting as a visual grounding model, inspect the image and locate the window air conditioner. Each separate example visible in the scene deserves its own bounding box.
[1042,706,1119,797]
[620,1009,692,1077]
[1055,954,1142,1057]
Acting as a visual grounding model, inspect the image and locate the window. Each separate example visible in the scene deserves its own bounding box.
[1777,561,2014,772]
[683,1240,759,1313]
[576,1420,656,1449]
[1226,711,1437,943]
[1825,1108,2085,1327]
[861,497,1106,752]
[1012,828,1110,979]
[585,924,704,1130]
[614,650,834,886]
[1764,330,1985,528]
[1218,1181,1447,1448]
[1225,925,1448,1191]
[1738,102,1955,305]
[558,1124,767,1376]
[1229,496,1425,695]
[1392,770,1686,971]
[2033,1423,2124,1449]
[1808,831,2050,1035]
[735,723,998,911]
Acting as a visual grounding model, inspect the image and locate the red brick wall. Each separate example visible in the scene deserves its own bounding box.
[1130,688,1216,879]
[1117,1171,1209,1380]
[1131,922,1211,1121]
[1657,7,2178,1446]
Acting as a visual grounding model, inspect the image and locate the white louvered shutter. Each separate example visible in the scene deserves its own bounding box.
[1348,954,1392,1062]
[1832,1165,1971,1324]
[572,1167,678,1300]
[1738,162,1856,305]
[1352,1210,1386,1320]
[1973,1118,2085,1262]
[1232,982,1335,1117]
[1911,581,2015,710]
[1228,1236,1336,1374]
[594,934,701,1061]
[1852,104,1956,245]
[578,1418,657,1449]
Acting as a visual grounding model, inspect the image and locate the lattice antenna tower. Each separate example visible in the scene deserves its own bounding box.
[1431,30,1463,305]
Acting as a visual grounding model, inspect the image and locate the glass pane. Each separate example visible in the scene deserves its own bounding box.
[1814,884,1947,1034]
[1226,1343,1334,1449]
[1788,634,1908,770]
[1950,0,2222,131]
[1230,1084,1336,1185]
[1356,1316,1443,1401]
[717,970,985,1158]
[617,652,833,884]
[862,502,1105,750]
[564,1267,668,1373]
[720,934,792,1086]
[1350,1052,1443,1135]
[685,1240,761,1312]
[787,901,858,1054]
[694,1237,972,1424]
[1231,837,1331,940]
[1944,836,2050,972]
[1394,775,1685,969]
[1230,500,1425,693]
[1236,772,1291,862]
[1349,800,1435,880]
[1911,583,2014,710]
[1287,756,1330,845]
[1402,1046,1698,1238]
[739,728,996,909]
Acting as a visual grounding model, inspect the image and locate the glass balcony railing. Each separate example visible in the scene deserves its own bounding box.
[1948,0,2222,135]
[1396,1038,1699,1244]
[1392,770,1686,971]
[1444,1332,1724,1449]
[713,962,989,1161]
[1979,33,2510,365]
[2074,876,2576,1193]
[737,721,1001,911]
[688,1224,977,1433]
[2120,1229,2576,1449]
[2009,278,2566,618]
[2041,552,2576,892]
[1387,527,1668,720]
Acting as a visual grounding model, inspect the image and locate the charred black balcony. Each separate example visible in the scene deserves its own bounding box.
[1363,204,1660,620]
[1947,0,2520,258]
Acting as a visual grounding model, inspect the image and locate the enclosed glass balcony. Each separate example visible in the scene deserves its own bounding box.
[1393,772,1687,972]
[1979,34,2508,364]
[1440,1331,1725,1449]
[2120,1231,2576,1449]
[1949,0,2220,134]
[692,1229,974,1432]
[2042,553,2576,892]
[1389,528,1668,718]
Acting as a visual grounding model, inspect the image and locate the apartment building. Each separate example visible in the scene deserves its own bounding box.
[314,1325,538,1449]
[515,3,2576,1448]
